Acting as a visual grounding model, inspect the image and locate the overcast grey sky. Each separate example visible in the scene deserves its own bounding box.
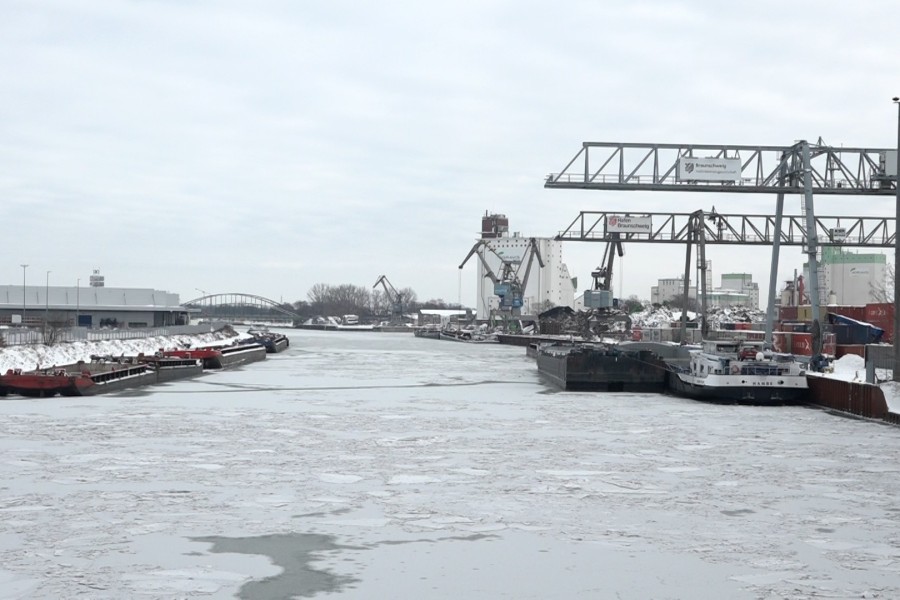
[2,0,899,306]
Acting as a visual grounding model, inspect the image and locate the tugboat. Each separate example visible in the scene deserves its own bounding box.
[667,339,808,405]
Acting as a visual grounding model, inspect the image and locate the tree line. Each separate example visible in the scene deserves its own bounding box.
[288,283,465,321]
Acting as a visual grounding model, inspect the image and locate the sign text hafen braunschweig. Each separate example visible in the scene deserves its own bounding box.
[607,215,652,234]
[677,157,742,182]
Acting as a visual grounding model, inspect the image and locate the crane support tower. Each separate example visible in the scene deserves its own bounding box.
[545,139,899,359]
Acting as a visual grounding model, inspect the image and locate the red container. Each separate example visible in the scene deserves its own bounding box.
[865,303,893,321]
[829,305,867,322]
[773,332,791,353]
[791,332,813,356]
[865,303,894,344]
[632,328,643,341]
[779,306,799,321]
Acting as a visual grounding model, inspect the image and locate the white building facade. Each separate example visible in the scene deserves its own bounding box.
[651,276,696,305]
[472,214,575,319]
[716,273,759,309]
[804,247,886,306]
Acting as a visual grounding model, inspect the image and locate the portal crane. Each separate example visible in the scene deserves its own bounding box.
[584,235,623,309]
[373,275,403,321]
[459,238,545,319]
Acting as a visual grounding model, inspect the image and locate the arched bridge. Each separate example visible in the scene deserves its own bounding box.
[183,293,301,324]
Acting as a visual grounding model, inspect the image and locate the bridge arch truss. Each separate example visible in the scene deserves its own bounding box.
[183,293,301,322]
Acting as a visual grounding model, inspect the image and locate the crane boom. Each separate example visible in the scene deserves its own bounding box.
[518,238,545,290]
[373,275,403,319]
[459,241,500,284]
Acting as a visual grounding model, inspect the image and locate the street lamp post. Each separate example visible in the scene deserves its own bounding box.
[43,270,50,338]
[76,278,80,328]
[893,97,900,382]
[20,264,27,327]
[45,271,51,323]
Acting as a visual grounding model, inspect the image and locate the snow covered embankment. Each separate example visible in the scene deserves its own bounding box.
[0,331,242,374]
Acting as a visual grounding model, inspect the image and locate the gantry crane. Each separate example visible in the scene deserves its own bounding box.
[584,234,623,309]
[459,238,545,321]
[373,275,404,322]
[545,139,900,357]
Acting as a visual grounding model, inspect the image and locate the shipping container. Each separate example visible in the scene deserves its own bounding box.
[865,302,893,322]
[866,303,894,344]
[773,332,790,353]
[797,305,828,322]
[778,305,798,321]
[791,332,812,356]
[772,331,791,354]
[827,305,867,322]
[830,323,851,345]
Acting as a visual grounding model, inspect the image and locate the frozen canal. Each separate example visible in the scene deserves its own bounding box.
[2,330,900,599]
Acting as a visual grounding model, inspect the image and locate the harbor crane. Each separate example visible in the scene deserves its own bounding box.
[584,234,623,310]
[545,139,900,357]
[373,275,404,322]
[459,238,545,322]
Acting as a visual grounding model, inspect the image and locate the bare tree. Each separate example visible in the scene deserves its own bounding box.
[870,261,894,303]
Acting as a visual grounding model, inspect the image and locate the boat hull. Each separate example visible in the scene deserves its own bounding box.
[537,343,670,392]
[1,363,158,397]
[215,344,268,368]
[669,372,809,405]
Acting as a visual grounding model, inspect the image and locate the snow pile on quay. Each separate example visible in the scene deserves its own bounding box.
[0,329,243,374]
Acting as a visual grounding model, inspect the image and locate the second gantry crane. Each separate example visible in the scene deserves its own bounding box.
[459,238,545,323]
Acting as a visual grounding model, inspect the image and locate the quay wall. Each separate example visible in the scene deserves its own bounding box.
[806,375,892,423]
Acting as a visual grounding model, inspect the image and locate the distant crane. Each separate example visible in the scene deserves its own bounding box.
[459,238,545,322]
[373,275,404,322]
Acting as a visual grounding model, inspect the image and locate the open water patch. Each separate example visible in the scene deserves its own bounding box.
[191,533,362,599]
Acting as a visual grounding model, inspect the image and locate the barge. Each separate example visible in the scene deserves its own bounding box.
[1,361,157,397]
[536,341,674,392]
[164,342,267,369]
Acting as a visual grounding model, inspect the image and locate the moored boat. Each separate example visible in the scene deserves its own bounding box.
[413,325,442,339]
[438,329,498,343]
[536,341,671,392]
[0,360,157,397]
[162,347,225,369]
[247,329,290,353]
[164,342,267,369]
[133,354,204,382]
[667,339,808,405]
